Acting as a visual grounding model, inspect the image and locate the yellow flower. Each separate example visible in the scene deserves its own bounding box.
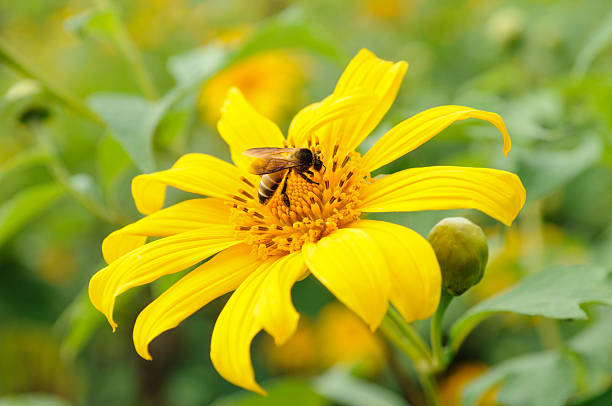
[89,49,525,394]
[264,318,318,374]
[364,0,405,21]
[198,51,305,125]
[264,303,385,377]
[316,302,386,377]
[440,363,499,406]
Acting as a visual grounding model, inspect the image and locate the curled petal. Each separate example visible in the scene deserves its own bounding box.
[131,153,249,215]
[287,49,406,151]
[102,198,230,263]
[287,93,377,150]
[218,87,286,170]
[133,244,259,360]
[89,226,239,330]
[255,252,307,346]
[354,220,441,321]
[360,166,526,226]
[362,105,512,172]
[330,49,408,151]
[302,228,390,331]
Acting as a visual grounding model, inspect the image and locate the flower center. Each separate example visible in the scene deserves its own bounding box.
[229,140,368,258]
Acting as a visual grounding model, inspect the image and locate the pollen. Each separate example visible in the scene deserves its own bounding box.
[230,140,368,258]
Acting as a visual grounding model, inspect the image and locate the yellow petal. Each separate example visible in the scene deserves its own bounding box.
[131,153,248,215]
[217,87,286,170]
[102,198,230,264]
[329,49,407,151]
[255,252,307,346]
[360,166,526,226]
[287,93,377,150]
[354,220,441,321]
[133,244,259,360]
[210,258,278,395]
[89,226,239,330]
[302,228,390,331]
[362,105,512,172]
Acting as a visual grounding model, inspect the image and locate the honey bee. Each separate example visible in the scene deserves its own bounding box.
[243,147,324,207]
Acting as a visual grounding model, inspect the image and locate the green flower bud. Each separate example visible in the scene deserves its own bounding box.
[427,217,489,296]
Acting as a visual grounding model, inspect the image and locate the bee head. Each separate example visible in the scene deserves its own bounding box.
[313,152,324,172]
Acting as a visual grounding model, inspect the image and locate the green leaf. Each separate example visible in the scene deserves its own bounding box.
[155,95,197,149]
[450,265,612,355]
[518,136,602,201]
[63,8,118,43]
[88,93,160,172]
[462,351,575,406]
[57,285,139,358]
[56,289,105,359]
[96,134,132,194]
[569,311,612,377]
[312,367,409,406]
[463,311,612,406]
[571,386,612,406]
[212,379,327,406]
[0,182,64,246]
[167,45,227,86]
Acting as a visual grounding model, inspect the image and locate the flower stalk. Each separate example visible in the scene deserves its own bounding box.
[430,289,453,372]
[381,306,441,406]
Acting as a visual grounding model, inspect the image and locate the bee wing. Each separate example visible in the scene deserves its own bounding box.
[249,158,300,175]
[243,147,301,159]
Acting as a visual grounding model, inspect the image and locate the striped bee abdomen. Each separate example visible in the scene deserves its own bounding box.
[258,170,287,204]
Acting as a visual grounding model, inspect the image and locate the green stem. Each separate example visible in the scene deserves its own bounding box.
[0,38,104,126]
[380,317,430,373]
[430,289,453,371]
[94,0,158,99]
[418,372,440,406]
[386,306,433,362]
[380,308,440,406]
[30,124,125,227]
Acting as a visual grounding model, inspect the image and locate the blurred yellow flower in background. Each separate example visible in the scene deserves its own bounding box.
[439,363,499,406]
[264,318,318,374]
[364,0,404,21]
[37,244,77,285]
[265,303,385,377]
[88,49,525,394]
[198,50,305,125]
[316,302,386,377]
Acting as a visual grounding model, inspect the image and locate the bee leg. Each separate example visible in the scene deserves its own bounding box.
[281,171,291,208]
[298,171,318,185]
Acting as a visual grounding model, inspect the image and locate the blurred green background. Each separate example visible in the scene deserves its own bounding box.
[1,0,612,405]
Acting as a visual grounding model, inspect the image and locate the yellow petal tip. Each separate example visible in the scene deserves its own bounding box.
[135,342,153,361]
[105,313,118,332]
[251,385,267,396]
